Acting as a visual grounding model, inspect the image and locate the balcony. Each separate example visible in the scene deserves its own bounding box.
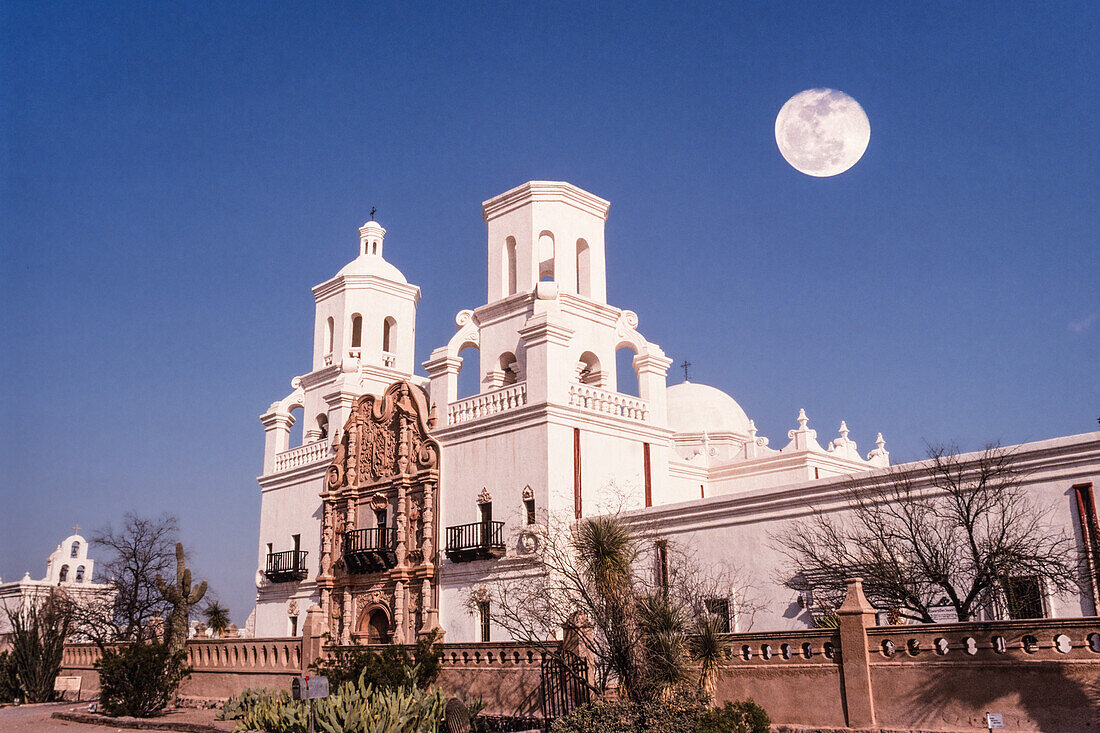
[264,550,308,582]
[343,528,397,573]
[273,439,331,473]
[445,521,506,562]
[568,383,648,422]
[448,382,528,426]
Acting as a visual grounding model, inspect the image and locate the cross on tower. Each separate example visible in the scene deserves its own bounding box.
[369,206,377,221]
[680,360,692,382]
[72,523,80,534]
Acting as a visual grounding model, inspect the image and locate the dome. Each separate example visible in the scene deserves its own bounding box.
[335,254,408,283]
[666,382,752,435]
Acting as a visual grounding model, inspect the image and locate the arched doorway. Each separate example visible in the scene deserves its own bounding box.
[357,605,391,644]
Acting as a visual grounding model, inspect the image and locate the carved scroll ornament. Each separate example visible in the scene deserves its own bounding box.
[327,381,440,490]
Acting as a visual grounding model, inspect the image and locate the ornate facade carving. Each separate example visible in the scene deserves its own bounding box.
[319,380,441,644]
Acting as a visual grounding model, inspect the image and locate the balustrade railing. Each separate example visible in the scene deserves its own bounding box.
[568,383,648,422]
[62,638,303,673]
[264,550,308,582]
[445,521,506,562]
[382,351,397,368]
[273,439,331,472]
[448,382,528,425]
[343,527,398,572]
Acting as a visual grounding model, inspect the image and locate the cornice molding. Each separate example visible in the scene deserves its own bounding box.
[482,181,611,222]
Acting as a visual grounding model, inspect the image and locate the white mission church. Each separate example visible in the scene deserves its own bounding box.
[252,181,1100,642]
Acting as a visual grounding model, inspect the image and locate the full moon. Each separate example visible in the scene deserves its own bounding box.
[775,89,870,177]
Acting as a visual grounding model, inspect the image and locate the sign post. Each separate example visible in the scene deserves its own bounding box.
[986,712,1004,731]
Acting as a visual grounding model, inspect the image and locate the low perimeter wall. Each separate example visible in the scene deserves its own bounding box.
[714,579,1100,732]
[60,586,1100,731]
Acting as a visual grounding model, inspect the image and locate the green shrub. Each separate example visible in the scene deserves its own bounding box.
[95,643,190,717]
[310,630,442,691]
[695,699,771,733]
[218,687,286,720]
[551,691,769,733]
[551,688,707,733]
[232,674,445,733]
[0,651,20,703]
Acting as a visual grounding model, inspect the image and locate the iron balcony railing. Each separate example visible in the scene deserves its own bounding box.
[343,528,398,573]
[445,521,506,562]
[264,550,308,582]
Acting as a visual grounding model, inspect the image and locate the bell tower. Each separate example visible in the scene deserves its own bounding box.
[484,181,609,304]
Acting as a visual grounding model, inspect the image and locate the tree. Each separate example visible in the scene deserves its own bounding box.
[155,543,207,652]
[775,443,1081,623]
[95,643,190,717]
[468,510,756,702]
[3,588,73,702]
[77,513,179,646]
[202,601,231,638]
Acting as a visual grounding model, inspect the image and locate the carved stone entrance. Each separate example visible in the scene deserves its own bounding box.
[318,380,441,644]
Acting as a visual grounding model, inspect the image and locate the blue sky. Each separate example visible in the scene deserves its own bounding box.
[2,2,1097,623]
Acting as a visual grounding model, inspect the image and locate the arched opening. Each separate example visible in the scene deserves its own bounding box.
[59,565,69,583]
[615,344,639,396]
[537,231,555,282]
[359,607,391,644]
[504,236,517,296]
[70,541,80,558]
[324,317,334,355]
[577,351,602,386]
[350,314,363,349]
[75,565,85,583]
[457,344,481,399]
[576,239,591,297]
[499,351,519,386]
[382,317,396,353]
[316,414,329,441]
[288,404,304,447]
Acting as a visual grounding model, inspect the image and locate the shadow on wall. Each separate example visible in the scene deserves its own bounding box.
[907,660,1100,733]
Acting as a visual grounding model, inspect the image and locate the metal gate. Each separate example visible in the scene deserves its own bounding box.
[540,651,590,720]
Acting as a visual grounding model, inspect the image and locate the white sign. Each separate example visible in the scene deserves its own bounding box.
[986,712,1004,729]
[928,605,959,624]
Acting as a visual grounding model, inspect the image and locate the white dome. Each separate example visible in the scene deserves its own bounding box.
[335,254,408,283]
[666,382,752,435]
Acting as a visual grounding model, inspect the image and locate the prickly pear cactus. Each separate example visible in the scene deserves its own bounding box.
[155,542,208,652]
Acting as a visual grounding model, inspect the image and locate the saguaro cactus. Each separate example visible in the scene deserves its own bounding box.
[155,542,207,652]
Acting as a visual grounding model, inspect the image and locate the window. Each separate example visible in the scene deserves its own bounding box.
[504,237,517,296]
[324,317,334,354]
[375,509,388,529]
[292,534,301,553]
[75,565,86,583]
[705,598,731,633]
[351,314,363,348]
[655,541,669,589]
[1006,577,1045,619]
[382,317,396,352]
[537,231,555,281]
[478,601,491,642]
[70,541,79,558]
[289,615,298,637]
[525,496,536,525]
[266,542,273,556]
[576,239,591,297]
[317,414,328,441]
[59,565,69,583]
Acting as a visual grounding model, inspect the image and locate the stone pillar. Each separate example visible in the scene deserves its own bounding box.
[424,351,461,426]
[518,289,575,406]
[837,577,877,729]
[634,352,672,425]
[260,411,294,474]
[301,604,328,674]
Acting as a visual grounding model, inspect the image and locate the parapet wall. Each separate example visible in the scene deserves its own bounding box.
[59,588,1100,730]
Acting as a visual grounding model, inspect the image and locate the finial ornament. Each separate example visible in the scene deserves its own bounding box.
[747,419,757,438]
[838,421,849,439]
[797,408,809,430]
